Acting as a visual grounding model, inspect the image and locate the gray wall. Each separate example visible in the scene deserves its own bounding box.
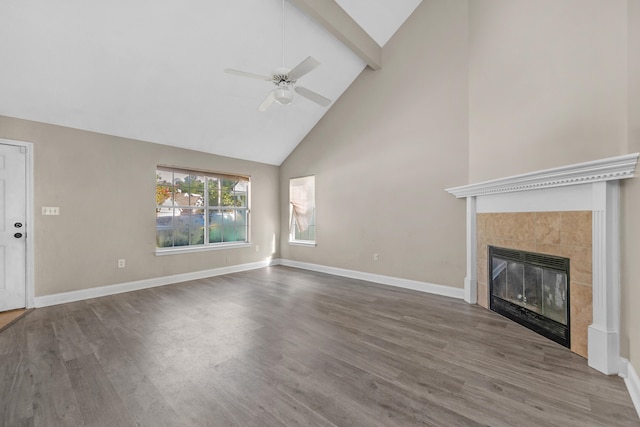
[279,0,469,288]
[0,116,280,297]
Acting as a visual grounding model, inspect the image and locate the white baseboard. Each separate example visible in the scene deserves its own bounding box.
[620,358,640,419]
[34,259,279,307]
[278,259,464,300]
[34,257,464,308]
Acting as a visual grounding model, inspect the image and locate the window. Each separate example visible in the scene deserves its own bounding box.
[156,166,249,250]
[289,176,315,244]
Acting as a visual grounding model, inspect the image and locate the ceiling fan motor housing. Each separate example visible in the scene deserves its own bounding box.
[273,68,294,84]
[273,67,294,105]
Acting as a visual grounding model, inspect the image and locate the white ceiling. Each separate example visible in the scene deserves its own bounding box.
[0,0,421,165]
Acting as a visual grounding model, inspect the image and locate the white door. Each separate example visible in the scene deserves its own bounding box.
[0,143,27,311]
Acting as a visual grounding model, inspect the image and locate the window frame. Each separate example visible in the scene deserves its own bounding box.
[155,166,251,255]
[289,175,316,246]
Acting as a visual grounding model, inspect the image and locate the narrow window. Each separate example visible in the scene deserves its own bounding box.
[156,167,249,250]
[289,176,315,244]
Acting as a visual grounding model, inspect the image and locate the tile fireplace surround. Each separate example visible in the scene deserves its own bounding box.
[446,153,639,375]
[478,211,591,357]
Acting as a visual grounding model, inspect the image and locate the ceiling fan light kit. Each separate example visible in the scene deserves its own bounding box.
[224,0,332,111]
[274,88,293,105]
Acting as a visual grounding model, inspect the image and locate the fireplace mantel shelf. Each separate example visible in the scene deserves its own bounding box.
[446,153,639,198]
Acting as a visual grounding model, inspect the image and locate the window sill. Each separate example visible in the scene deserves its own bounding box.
[288,240,317,247]
[156,242,252,256]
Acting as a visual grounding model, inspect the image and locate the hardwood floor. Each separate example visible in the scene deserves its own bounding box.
[0,309,30,333]
[1,266,637,426]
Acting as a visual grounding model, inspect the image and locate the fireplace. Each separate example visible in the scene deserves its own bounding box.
[445,153,639,374]
[489,246,570,348]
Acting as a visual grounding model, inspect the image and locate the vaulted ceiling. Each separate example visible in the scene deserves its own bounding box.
[0,0,422,165]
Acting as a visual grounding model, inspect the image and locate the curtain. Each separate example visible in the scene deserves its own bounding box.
[289,176,315,233]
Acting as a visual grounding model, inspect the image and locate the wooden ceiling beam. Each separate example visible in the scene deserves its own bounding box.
[289,0,382,70]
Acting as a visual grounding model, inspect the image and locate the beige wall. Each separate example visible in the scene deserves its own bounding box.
[0,115,280,297]
[468,0,637,375]
[279,0,469,288]
[468,0,628,182]
[623,0,640,372]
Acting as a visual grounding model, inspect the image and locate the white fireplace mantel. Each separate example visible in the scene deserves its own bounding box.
[445,153,639,375]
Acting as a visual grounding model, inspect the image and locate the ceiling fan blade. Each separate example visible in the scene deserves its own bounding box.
[224,68,272,81]
[258,91,276,112]
[294,86,331,107]
[288,56,320,81]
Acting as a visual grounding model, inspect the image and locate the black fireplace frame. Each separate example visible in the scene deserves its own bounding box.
[488,246,571,348]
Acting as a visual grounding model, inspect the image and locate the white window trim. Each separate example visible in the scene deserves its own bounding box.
[156,166,251,250]
[288,240,317,247]
[156,242,252,256]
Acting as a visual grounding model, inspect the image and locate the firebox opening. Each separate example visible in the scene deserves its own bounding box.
[489,246,570,348]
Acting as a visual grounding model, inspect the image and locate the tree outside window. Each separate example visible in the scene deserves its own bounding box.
[156,167,249,249]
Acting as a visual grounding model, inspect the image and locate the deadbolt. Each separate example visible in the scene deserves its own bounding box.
[14,233,23,238]
[14,222,22,228]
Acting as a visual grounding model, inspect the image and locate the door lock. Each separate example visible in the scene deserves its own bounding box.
[14,233,23,238]
[14,222,22,228]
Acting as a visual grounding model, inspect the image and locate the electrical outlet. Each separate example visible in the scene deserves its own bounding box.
[117,259,126,268]
[373,253,379,261]
[255,245,260,252]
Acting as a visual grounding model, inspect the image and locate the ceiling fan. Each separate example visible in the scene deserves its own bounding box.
[224,0,332,112]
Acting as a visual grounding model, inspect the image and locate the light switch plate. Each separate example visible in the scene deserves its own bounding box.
[42,207,60,215]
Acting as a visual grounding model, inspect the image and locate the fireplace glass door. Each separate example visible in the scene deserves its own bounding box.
[491,258,567,325]
[489,246,570,347]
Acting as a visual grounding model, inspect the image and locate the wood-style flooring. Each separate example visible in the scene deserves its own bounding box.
[1,266,638,426]
[0,309,30,333]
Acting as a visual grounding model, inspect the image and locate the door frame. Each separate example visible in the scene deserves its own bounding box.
[0,138,34,309]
